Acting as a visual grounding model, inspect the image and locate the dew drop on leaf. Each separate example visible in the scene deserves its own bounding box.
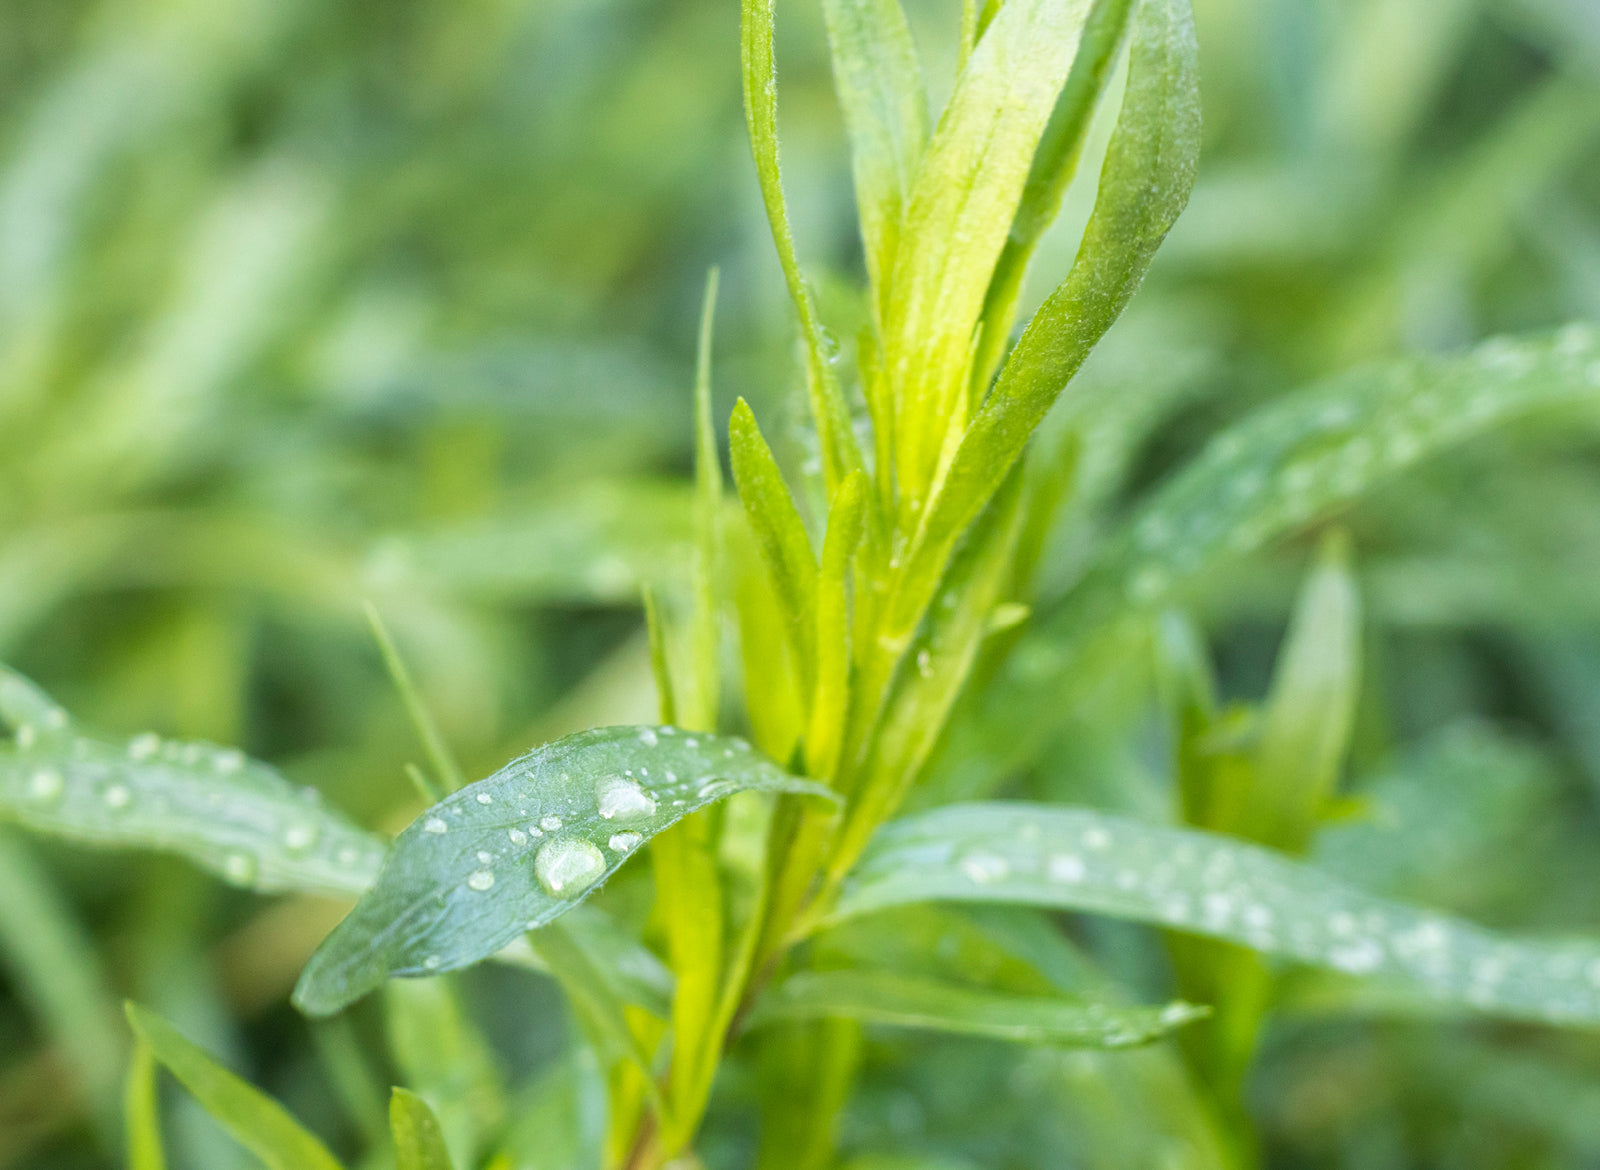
[467,870,496,891]
[223,852,258,885]
[423,816,448,834]
[539,814,563,832]
[533,837,605,896]
[596,775,658,821]
[103,784,131,810]
[607,831,642,854]
[27,768,63,804]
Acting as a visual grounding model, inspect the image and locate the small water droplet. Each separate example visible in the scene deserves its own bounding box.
[477,850,493,864]
[424,955,442,970]
[533,838,606,896]
[223,852,257,884]
[1328,938,1383,974]
[958,851,1009,884]
[476,792,493,805]
[337,846,360,866]
[423,817,448,834]
[129,733,160,761]
[639,728,658,747]
[596,775,658,821]
[684,737,698,749]
[508,828,528,845]
[1082,827,1110,851]
[215,749,245,774]
[467,869,496,891]
[540,814,564,832]
[103,784,131,810]
[284,824,317,852]
[608,831,643,853]
[1048,854,1085,883]
[27,768,64,804]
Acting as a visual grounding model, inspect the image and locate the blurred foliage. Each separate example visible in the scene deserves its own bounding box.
[0,0,1598,1167]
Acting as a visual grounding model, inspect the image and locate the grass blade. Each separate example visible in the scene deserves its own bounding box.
[0,669,388,897]
[836,802,1600,1028]
[690,267,724,731]
[295,726,834,1015]
[391,1088,456,1170]
[749,968,1204,1047]
[808,470,868,781]
[125,1039,166,1170]
[126,1002,345,1170]
[821,0,928,317]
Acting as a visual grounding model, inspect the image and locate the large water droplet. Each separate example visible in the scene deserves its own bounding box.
[596,776,657,821]
[533,838,606,896]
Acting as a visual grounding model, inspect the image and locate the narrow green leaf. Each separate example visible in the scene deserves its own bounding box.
[835,803,1600,1028]
[295,726,833,1015]
[0,670,387,896]
[1248,530,1361,852]
[0,829,124,1124]
[366,601,464,797]
[740,0,861,491]
[893,0,1199,637]
[749,969,1204,1047]
[383,978,504,1164]
[821,0,928,317]
[807,470,868,781]
[643,585,679,727]
[973,0,1139,391]
[126,1003,345,1170]
[883,0,1095,505]
[391,1088,456,1170]
[689,267,724,732]
[729,398,819,694]
[1062,326,1600,624]
[125,1039,166,1170]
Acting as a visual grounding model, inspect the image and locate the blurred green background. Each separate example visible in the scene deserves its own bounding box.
[2,0,1599,1166]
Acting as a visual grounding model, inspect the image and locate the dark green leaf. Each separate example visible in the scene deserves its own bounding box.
[295,726,832,1015]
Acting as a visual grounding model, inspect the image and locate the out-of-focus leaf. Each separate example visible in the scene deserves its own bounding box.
[749,969,1204,1047]
[383,977,504,1167]
[1247,530,1360,851]
[0,668,387,896]
[739,0,861,491]
[883,0,1093,503]
[125,1039,166,1170]
[835,803,1600,1027]
[821,0,928,315]
[126,1003,345,1170]
[887,0,1200,649]
[295,726,832,1015]
[391,1088,455,1170]
[0,829,124,1123]
[730,398,819,693]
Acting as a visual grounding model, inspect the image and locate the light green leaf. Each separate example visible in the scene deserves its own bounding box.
[821,0,928,316]
[749,969,1203,1047]
[835,802,1600,1028]
[125,1039,166,1170]
[740,0,861,492]
[126,1002,345,1170]
[1060,325,1600,625]
[0,669,388,897]
[295,726,833,1015]
[1248,529,1361,851]
[973,0,1139,390]
[689,267,724,732]
[383,977,504,1166]
[893,0,1199,640]
[883,0,1095,505]
[391,1088,455,1170]
[730,398,819,694]
[808,470,868,781]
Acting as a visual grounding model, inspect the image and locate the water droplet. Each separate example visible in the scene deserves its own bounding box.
[337,846,360,866]
[129,733,160,761]
[477,850,493,864]
[15,724,36,750]
[1048,854,1085,883]
[103,784,132,810]
[215,749,245,773]
[27,768,64,804]
[639,728,658,747]
[284,824,317,852]
[467,869,496,891]
[958,851,1009,884]
[1158,1003,1196,1027]
[1202,892,1233,925]
[608,831,643,853]
[697,780,729,800]
[423,817,448,834]
[916,649,933,677]
[1328,938,1383,974]
[424,955,442,970]
[508,828,528,845]
[540,814,564,832]
[596,775,658,821]
[533,838,606,896]
[684,737,699,749]
[1243,905,1274,932]
[1082,827,1110,851]
[476,792,493,805]
[223,852,257,884]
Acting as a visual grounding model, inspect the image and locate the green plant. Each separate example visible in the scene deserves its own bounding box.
[3,0,1600,1168]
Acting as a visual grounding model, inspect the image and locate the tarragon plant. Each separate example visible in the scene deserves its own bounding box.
[4,0,1600,1168]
